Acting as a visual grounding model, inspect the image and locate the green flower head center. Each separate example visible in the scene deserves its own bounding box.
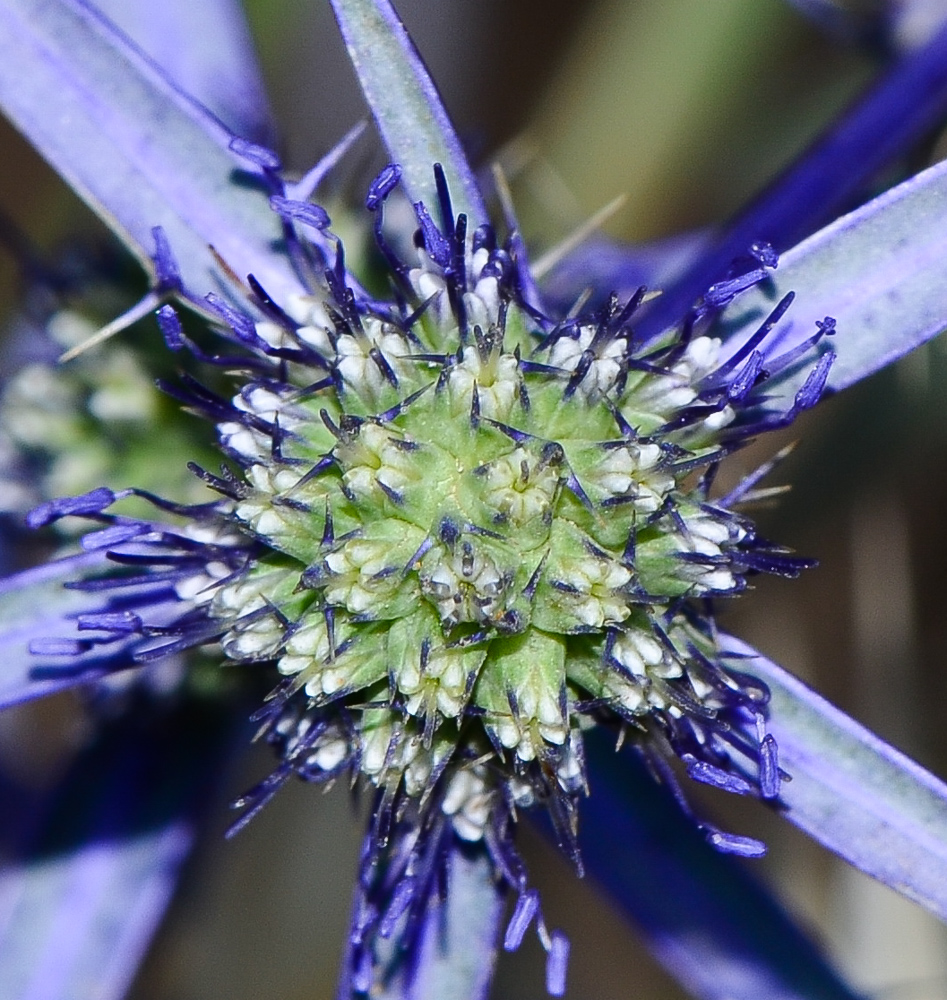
[212,246,751,785]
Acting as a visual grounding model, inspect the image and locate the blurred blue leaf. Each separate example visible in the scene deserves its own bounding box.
[893,0,947,49]
[725,637,947,922]
[581,732,863,1000]
[92,0,276,145]
[784,0,947,51]
[0,699,242,1000]
[328,0,487,227]
[540,230,710,312]
[361,846,503,1000]
[0,551,123,709]
[780,0,889,47]
[0,0,294,305]
[712,155,947,405]
[644,20,947,337]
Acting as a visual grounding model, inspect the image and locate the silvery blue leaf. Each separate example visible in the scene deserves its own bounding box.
[644,21,947,337]
[328,0,487,228]
[581,733,862,1000]
[725,637,947,921]
[0,701,241,1000]
[894,0,947,50]
[356,847,503,1000]
[712,155,947,406]
[0,0,295,305]
[91,0,276,144]
[0,551,129,709]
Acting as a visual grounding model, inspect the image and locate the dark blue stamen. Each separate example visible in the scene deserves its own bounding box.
[320,502,335,548]
[705,828,767,858]
[738,549,816,577]
[379,875,416,937]
[27,487,122,528]
[323,243,363,334]
[546,931,570,996]
[703,244,778,310]
[366,163,402,211]
[375,383,431,424]
[472,223,496,254]
[229,136,282,172]
[469,383,482,429]
[155,304,185,350]
[205,293,263,346]
[748,241,778,268]
[414,201,452,268]
[609,285,647,338]
[702,292,795,388]
[376,481,404,505]
[505,890,539,951]
[433,163,455,240]
[452,213,468,295]
[793,349,835,410]
[682,754,755,794]
[151,226,182,292]
[759,733,780,799]
[76,611,143,636]
[30,638,92,657]
[369,347,399,388]
[438,518,461,548]
[269,196,331,231]
[763,325,832,377]
[480,248,512,282]
[564,350,595,398]
[247,274,309,334]
[727,350,767,401]
[285,458,337,504]
[80,523,150,550]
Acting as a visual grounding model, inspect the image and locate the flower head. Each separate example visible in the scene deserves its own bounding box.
[28,136,836,986]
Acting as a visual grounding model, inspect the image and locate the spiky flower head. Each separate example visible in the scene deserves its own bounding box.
[201,161,828,811]
[30,154,834,988]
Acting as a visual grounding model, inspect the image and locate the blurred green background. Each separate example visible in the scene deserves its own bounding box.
[2,1,947,998]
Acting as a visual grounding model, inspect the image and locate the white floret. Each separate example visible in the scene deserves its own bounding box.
[442,769,494,841]
[447,345,520,420]
[558,558,632,628]
[548,325,626,401]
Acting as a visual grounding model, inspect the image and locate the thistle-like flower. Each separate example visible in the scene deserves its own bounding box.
[0,263,219,514]
[6,2,947,998]
[28,142,835,988]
